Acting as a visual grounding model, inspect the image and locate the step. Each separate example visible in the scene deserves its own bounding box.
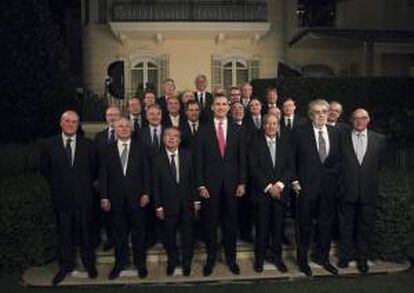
[22,257,411,287]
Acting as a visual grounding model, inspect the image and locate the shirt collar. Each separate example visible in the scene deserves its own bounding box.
[166,148,178,157]
[313,124,328,133]
[62,132,76,142]
[117,138,131,148]
[352,129,368,136]
[214,117,227,126]
[265,135,276,144]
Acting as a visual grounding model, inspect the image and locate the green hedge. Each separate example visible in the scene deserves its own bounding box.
[371,168,414,262]
[0,174,56,274]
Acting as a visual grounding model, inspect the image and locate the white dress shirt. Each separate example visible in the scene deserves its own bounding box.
[149,124,162,143]
[169,114,180,127]
[284,115,294,128]
[188,120,199,134]
[117,139,131,175]
[313,124,330,156]
[352,129,368,164]
[62,133,76,165]
[263,135,285,193]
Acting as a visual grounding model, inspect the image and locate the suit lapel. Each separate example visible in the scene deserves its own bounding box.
[261,134,274,171]
[308,126,320,162]
[361,130,374,166]
[347,131,360,164]
[111,143,124,176]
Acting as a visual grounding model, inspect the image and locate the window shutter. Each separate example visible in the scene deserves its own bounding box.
[249,57,260,82]
[158,54,170,94]
[211,55,222,90]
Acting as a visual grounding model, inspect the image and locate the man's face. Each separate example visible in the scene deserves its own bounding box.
[242,84,252,99]
[115,119,132,141]
[310,104,328,127]
[128,99,141,115]
[195,77,207,92]
[212,96,230,119]
[352,109,370,132]
[146,108,162,126]
[231,103,245,122]
[249,99,262,116]
[186,104,200,122]
[106,107,120,127]
[229,89,241,104]
[164,81,175,96]
[282,100,296,117]
[163,129,181,150]
[167,98,180,115]
[60,112,79,136]
[328,104,342,123]
[266,90,278,104]
[182,92,195,104]
[263,115,279,137]
[144,93,156,107]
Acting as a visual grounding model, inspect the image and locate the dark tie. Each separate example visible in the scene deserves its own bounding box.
[153,128,160,149]
[318,130,327,163]
[134,118,140,131]
[170,154,178,183]
[108,129,115,144]
[287,118,292,129]
[192,123,197,135]
[199,93,204,108]
[65,138,73,167]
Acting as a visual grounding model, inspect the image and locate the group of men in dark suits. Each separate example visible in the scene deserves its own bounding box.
[40,79,385,285]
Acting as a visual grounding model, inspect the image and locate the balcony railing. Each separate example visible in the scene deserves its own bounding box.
[111,2,268,22]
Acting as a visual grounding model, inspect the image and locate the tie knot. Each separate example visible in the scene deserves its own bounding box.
[66,138,72,144]
[357,132,364,137]
[171,154,175,159]
[153,128,157,133]
[319,130,323,135]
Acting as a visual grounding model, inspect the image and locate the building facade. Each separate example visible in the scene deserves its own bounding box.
[81,0,414,98]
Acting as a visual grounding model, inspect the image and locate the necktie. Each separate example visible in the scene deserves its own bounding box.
[65,138,73,167]
[254,117,261,129]
[120,143,128,174]
[153,128,160,149]
[170,154,178,183]
[287,118,292,129]
[269,139,276,167]
[199,93,204,108]
[318,130,327,163]
[356,132,365,164]
[108,129,115,144]
[216,121,226,158]
[192,123,197,135]
[134,118,140,131]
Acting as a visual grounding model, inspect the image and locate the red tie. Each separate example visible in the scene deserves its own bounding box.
[216,121,226,158]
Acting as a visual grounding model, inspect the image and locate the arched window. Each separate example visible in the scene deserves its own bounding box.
[222,59,249,89]
[131,59,159,96]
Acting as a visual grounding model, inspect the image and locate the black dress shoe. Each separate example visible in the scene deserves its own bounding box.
[166,265,175,276]
[274,258,288,273]
[228,262,240,275]
[357,260,369,274]
[254,262,264,273]
[138,267,148,279]
[87,266,98,279]
[52,269,68,286]
[298,262,313,277]
[322,261,338,275]
[337,259,349,269]
[182,266,191,276]
[108,266,123,280]
[102,242,114,252]
[203,263,214,276]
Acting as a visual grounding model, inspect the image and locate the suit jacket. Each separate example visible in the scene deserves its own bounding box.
[152,148,197,216]
[139,125,165,158]
[162,113,187,129]
[340,129,386,205]
[99,138,150,210]
[40,135,97,211]
[292,124,341,200]
[179,120,198,152]
[194,91,213,122]
[332,121,352,133]
[248,132,293,205]
[94,127,113,158]
[194,119,247,197]
[157,96,168,114]
[281,114,308,132]
[129,115,148,137]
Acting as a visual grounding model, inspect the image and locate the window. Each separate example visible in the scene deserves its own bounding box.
[223,60,249,89]
[131,60,159,97]
[297,0,336,27]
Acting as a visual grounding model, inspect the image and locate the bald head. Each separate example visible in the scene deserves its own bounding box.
[351,108,370,132]
[60,110,79,136]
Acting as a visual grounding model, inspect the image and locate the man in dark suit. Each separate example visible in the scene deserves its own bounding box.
[193,74,213,122]
[249,113,292,273]
[128,97,147,136]
[281,97,307,132]
[231,101,256,242]
[152,127,198,276]
[292,99,341,277]
[180,100,201,152]
[261,87,279,115]
[99,117,150,279]
[162,96,186,128]
[327,101,351,132]
[245,98,263,131]
[228,86,242,105]
[140,104,165,247]
[158,78,176,113]
[40,110,98,285]
[195,95,247,276]
[337,109,386,273]
[94,106,121,251]
[241,82,254,108]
